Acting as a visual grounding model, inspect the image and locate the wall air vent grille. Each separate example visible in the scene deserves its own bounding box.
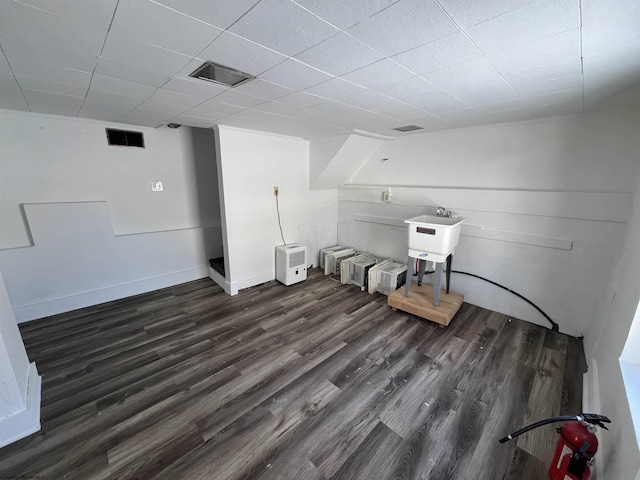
[106,128,144,148]
[392,125,424,132]
[189,61,254,87]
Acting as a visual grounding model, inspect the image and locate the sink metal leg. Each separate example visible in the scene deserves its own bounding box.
[433,261,443,307]
[446,254,452,294]
[404,256,413,297]
[417,259,426,286]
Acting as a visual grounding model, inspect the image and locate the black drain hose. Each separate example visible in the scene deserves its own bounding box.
[419,269,560,331]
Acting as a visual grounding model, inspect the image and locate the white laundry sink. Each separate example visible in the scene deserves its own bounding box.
[405,214,465,256]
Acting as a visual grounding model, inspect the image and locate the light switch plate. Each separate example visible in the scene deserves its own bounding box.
[152,181,164,192]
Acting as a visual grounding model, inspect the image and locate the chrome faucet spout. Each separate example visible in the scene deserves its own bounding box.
[436,206,451,217]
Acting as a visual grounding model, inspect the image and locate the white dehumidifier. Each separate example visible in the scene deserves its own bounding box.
[276,244,307,286]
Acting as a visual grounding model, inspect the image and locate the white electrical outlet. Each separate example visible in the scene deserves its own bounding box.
[152,181,164,192]
[383,188,392,203]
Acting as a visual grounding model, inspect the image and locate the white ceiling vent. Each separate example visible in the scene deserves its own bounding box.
[392,125,424,132]
[189,61,255,87]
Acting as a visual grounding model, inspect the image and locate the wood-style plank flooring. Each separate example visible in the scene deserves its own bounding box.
[0,269,586,479]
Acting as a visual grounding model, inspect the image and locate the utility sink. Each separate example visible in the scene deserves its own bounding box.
[405,215,465,256]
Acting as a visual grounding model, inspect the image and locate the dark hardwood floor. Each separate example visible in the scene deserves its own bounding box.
[0,268,586,479]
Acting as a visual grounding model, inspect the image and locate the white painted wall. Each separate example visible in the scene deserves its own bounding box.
[341,108,640,337]
[0,268,41,448]
[0,110,219,321]
[216,126,338,293]
[583,171,640,480]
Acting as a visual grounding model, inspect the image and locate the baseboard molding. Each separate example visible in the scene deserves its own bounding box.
[208,267,236,296]
[0,362,41,449]
[236,272,275,292]
[14,266,209,323]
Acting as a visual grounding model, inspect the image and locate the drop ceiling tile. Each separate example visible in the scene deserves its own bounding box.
[447,81,521,106]
[232,79,294,101]
[513,74,583,98]
[0,73,29,111]
[220,109,277,124]
[137,99,191,116]
[171,114,216,128]
[435,108,484,123]
[391,32,482,76]
[79,91,143,121]
[101,35,193,77]
[529,100,584,117]
[1,39,98,73]
[294,33,384,76]
[392,106,435,121]
[582,52,640,92]
[85,89,144,107]
[465,0,580,55]
[393,114,451,131]
[307,100,352,115]
[0,1,106,57]
[260,59,333,90]
[522,89,583,106]
[293,0,399,30]
[341,90,412,116]
[499,58,583,85]
[213,90,265,108]
[487,29,581,74]
[228,0,339,56]
[346,0,458,56]
[251,101,299,114]
[16,75,88,97]
[119,107,175,127]
[8,59,91,90]
[162,77,228,99]
[277,91,328,108]
[581,0,640,57]
[472,98,529,113]
[142,88,205,110]
[109,0,223,57]
[146,89,205,109]
[95,58,170,88]
[421,57,503,90]
[22,89,84,116]
[0,51,11,75]
[153,0,260,30]
[341,59,414,90]
[185,99,244,119]
[376,76,469,113]
[15,0,119,32]
[437,0,538,28]
[304,78,367,100]
[90,74,157,100]
[476,109,535,124]
[285,107,326,120]
[198,31,288,76]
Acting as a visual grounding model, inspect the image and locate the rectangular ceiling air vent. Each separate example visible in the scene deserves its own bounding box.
[392,125,424,132]
[189,61,254,87]
[106,128,144,148]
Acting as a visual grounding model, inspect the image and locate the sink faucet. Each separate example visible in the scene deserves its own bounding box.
[436,206,452,218]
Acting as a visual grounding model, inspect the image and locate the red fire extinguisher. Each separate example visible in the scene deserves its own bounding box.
[499,413,611,480]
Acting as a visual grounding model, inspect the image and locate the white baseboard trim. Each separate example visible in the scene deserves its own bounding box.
[14,266,210,323]
[236,272,274,292]
[0,362,41,449]
[208,267,236,296]
[209,269,275,297]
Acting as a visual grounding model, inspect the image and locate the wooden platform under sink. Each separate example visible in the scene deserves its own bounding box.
[388,282,464,326]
